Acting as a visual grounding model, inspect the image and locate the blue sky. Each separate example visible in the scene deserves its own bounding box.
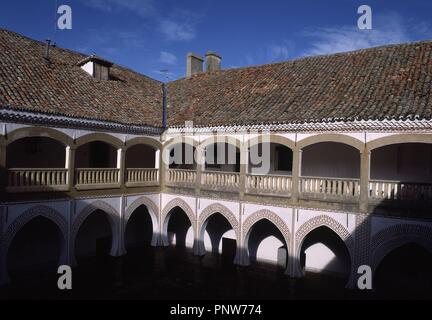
[1,0,431,81]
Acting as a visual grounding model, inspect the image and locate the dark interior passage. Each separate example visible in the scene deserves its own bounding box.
[75,141,117,168]
[375,243,432,297]
[167,208,192,248]
[7,216,62,281]
[169,143,196,170]
[6,137,65,168]
[124,205,154,251]
[74,210,112,262]
[126,145,156,168]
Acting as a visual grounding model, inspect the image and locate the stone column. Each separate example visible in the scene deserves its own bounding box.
[67,200,78,268]
[0,205,9,286]
[291,148,303,203]
[159,147,167,192]
[65,146,76,191]
[289,208,304,278]
[346,214,372,289]
[360,151,371,213]
[195,147,204,196]
[239,145,248,199]
[233,203,243,265]
[117,196,127,256]
[117,147,126,187]
[0,141,7,197]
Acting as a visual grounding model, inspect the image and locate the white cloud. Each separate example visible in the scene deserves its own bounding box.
[267,41,294,62]
[158,20,196,41]
[302,13,430,57]
[159,51,177,65]
[81,0,201,42]
[84,0,156,17]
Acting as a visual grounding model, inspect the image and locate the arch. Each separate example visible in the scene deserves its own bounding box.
[297,134,364,151]
[371,224,432,273]
[2,205,68,259]
[163,137,199,168]
[125,196,159,225]
[6,127,73,147]
[367,134,432,151]
[198,203,240,247]
[162,198,196,232]
[243,210,291,256]
[247,135,295,150]
[125,196,159,246]
[125,137,162,151]
[163,136,199,150]
[71,200,120,258]
[295,215,354,276]
[75,133,123,149]
[199,135,242,151]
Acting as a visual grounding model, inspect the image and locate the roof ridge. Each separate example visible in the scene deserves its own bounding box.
[168,38,432,83]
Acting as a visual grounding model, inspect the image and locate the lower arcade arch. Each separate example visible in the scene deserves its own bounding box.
[244,219,289,270]
[124,205,155,251]
[6,216,65,281]
[299,226,352,281]
[199,212,237,262]
[74,209,114,263]
[164,207,194,248]
[374,243,432,296]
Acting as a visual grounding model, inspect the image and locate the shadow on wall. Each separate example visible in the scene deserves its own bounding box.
[2,193,432,297]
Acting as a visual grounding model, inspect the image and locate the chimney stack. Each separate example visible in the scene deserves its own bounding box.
[205,51,221,72]
[187,52,203,77]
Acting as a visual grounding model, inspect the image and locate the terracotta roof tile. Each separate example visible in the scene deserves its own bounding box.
[1,29,431,129]
[0,29,163,128]
[167,40,432,127]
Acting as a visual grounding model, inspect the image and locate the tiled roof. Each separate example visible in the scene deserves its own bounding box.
[167,40,432,127]
[0,29,163,128]
[1,29,432,130]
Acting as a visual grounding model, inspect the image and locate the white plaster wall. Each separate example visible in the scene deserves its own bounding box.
[81,61,94,76]
[302,143,360,178]
[371,143,432,181]
[75,197,121,218]
[372,215,432,236]
[161,194,196,213]
[4,201,70,230]
[305,243,344,274]
[198,198,240,219]
[255,236,285,263]
[295,208,356,235]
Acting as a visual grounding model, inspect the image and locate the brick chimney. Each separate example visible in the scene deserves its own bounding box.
[186,52,203,77]
[205,51,221,72]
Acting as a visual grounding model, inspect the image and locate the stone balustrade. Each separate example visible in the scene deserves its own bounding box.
[201,171,240,191]
[75,168,120,190]
[246,174,292,196]
[300,176,360,200]
[126,168,159,187]
[370,179,432,201]
[7,168,68,192]
[166,169,197,188]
